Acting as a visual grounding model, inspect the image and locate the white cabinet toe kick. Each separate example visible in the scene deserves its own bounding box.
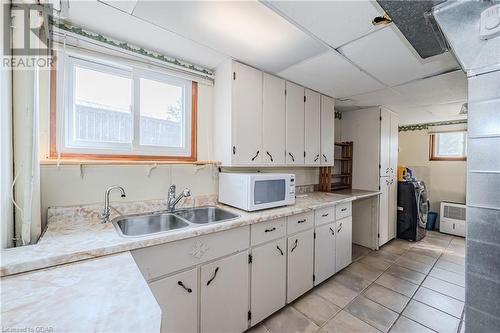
[132,202,352,333]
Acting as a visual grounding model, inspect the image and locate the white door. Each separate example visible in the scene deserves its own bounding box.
[232,62,263,165]
[287,229,314,303]
[389,112,399,176]
[335,216,352,272]
[251,238,287,326]
[378,177,390,246]
[285,81,305,165]
[321,95,335,165]
[314,222,336,285]
[305,89,321,165]
[388,176,397,241]
[379,108,391,176]
[262,73,286,165]
[200,251,249,333]
[149,268,198,333]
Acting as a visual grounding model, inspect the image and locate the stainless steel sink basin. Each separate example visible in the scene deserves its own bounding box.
[114,213,189,237]
[175,206,239,224]
[112,206,239,237]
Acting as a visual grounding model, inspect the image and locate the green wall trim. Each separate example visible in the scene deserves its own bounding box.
[399,119,467,132]
[50,18,214,79]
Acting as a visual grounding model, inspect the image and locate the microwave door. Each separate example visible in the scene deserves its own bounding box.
[251,179,287,210]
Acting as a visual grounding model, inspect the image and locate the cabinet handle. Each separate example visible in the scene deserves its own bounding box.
[276,245,284,256]
[322,213,329,217]
[291,239,299,252]
[297,219,306,224]
[288,152,295,162]
[206,267,219,286]
[178,281,192,293]
[314,154,320,162]
[338,222,343,233]
[266,151,274,162]
[265,227,276,233]
[251,150,260,161]
[386,168,390,174]
[323,154,328,162]
[329,227,335,235]
[341,208,347,212]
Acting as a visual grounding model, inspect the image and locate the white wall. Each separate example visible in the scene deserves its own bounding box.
[398,129,467,224]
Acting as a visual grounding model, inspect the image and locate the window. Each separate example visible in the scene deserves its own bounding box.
[430,131,467,161]
[52,54,197,160]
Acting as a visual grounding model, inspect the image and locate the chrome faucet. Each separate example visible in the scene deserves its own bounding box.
[168,185,191,212]
[100,185,126,223]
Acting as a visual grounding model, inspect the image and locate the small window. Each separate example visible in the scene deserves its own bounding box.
[53,54,196,160]
[430,131,467,161]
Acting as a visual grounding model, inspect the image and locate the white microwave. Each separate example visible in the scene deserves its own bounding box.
[219,173,296,211]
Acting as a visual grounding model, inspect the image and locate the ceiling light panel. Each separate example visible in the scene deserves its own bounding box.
[265,0,385,48]
[132,1,326,72]
[340,25,459,86]
[278,50,385,98]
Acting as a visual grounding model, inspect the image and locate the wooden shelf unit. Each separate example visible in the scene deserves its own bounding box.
[319,142,353,192]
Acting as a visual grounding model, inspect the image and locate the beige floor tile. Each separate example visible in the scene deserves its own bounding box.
[389,316,435,333]
[353,244,371,261]
[264,306,319,333]
[246,324,271,333]
[375,273,419,298]
[422,276,465,302]
[323,310,382,333]
[435,258,465,275]
[386,265,426,285]
[359,255,393,271]
[313,280,359,308]
[332,270,371,293]
[346,296,399,332]
[413,287,464,318]
[429,267,465,287]
[380,242,409,256]
[292,293,341,326]
[363,284,410,313]
[440,252,465,266]
[402,250,437,266]
[395,257,433,274]
[403,300,459,333]
[346,262,385,282]
[368,250,401,262]
[420,237,452,249]
[409,244,443,258]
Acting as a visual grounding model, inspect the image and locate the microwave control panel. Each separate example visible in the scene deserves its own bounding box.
[290,176,295,195]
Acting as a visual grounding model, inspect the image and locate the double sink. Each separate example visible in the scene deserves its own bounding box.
[113,206,240,237]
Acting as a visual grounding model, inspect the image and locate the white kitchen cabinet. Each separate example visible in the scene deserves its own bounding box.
[388,176,397,241]
[287,229,314,302]
[305,89,321,165]
[320,95,335,166]
[389,112,399,177]
[149,268,198,333]
[285,81,305,165]
[314,222,336,285]
[380,108,391,176]
[335,216,352,272]
[262,73,286,165]
[379,178,390,246]
[200,251,249,333]
[250,238,287,326]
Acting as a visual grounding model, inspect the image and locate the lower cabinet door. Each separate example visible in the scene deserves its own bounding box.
[251,238,287,326]
[149,267,198,333]
[314,223,336,285]
[335,216,353,272]
[287,229,314,303]
[200,251,249,333]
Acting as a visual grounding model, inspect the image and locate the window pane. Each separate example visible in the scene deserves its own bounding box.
[140,78,184,147]
[74,66,132,144]
[436,132,466,157]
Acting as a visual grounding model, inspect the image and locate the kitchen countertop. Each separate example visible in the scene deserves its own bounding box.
[332,188,382,200]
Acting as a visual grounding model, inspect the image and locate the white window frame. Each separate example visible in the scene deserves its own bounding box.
[430,131,467,160]
[57,53,192,157]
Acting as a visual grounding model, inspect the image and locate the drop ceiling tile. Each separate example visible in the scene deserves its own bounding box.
[99,0,138,14]
[340,25,459,86]
[341,88,407,108]
[265,0,385,48]
[66,1,225,69]
[278,51,385,98]
[132,1,326,72]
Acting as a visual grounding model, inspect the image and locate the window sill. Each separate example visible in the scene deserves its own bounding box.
[40,158,220,166]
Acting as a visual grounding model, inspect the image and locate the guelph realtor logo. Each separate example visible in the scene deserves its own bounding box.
[3,3,53,69]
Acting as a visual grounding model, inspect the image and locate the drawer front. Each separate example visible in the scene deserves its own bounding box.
[132,226,250,281]
[287,211,314,235]
[336,202,352,220]
[315,206,335,226]
[251,218,286,246]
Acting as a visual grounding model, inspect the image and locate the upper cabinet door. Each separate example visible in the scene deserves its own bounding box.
[232,62,263,165]
[305,89,321,165]
[379,108,391,176]
[389,112,399,176]
[320,95,335,165]
[285,82,305,165]
[263,74,286,165]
